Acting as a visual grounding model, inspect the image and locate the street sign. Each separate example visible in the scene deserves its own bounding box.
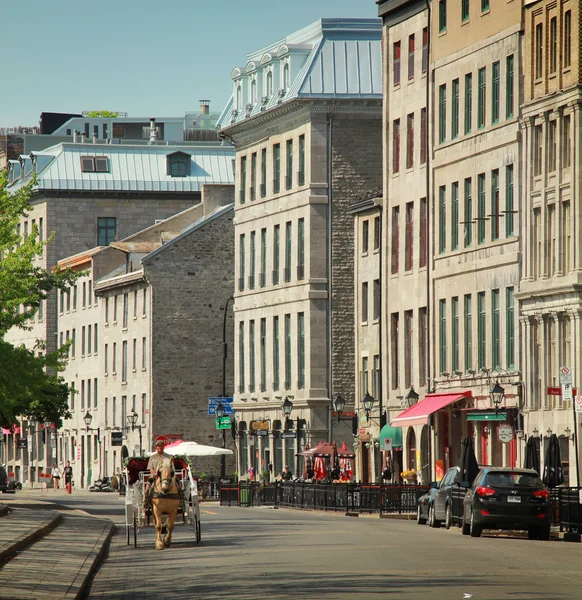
[111,431,123,446]
[208,397,234,416]
[562,382,573,402]
[281,432,296,439]
[547,386,578,396]
[560,366,572,385]
[17,438,27,449]
[331,411,356,418]
[215,417,231,430]
[255,430,268,437]
[155,435,169,445]
[575,396,582,414]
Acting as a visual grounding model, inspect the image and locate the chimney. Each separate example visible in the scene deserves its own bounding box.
[149,118,158,144]
[199,100,210,115]
[73,130,79,143]
[81,131,87,144]
[92,132,98,144]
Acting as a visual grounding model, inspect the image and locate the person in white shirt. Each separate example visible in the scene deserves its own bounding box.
[51,464,61,490]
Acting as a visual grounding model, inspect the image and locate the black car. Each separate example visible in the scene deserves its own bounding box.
[431,466,462,529]
[0,466,16,494]
[462,467,551,539]
[416,487,438,525]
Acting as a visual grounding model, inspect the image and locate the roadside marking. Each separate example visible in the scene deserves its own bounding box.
[202,510,217,515]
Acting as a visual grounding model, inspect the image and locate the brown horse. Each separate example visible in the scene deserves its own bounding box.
[150,459,181,550]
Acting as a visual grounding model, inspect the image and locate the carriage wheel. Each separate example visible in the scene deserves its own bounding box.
[133,510,138,548]
[195,514,201,544]
[126,525,130,545]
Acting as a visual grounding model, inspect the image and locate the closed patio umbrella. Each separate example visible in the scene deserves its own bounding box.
[455,436,479,487]
[523,436,540,475]
[542,434,563,488]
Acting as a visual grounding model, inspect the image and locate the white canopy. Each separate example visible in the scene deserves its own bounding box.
[163,441,233,457]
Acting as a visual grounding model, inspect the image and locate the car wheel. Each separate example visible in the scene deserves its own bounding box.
[417,504,427,525]
[430,505,441,528]
[538,525,551,541]
[445,505,452,530]
[528,529,538,540]
[461,516,470,535]
[469,511,481,538]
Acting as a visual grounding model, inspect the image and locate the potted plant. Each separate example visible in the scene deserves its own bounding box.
[401,469,418,484]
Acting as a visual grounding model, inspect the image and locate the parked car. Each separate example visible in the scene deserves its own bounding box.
[416,487,438,525]
[461,467,550,539]
[431,466,462,529]
[0,466,16,494]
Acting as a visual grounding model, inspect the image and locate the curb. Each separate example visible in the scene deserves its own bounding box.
[0,511,62,565]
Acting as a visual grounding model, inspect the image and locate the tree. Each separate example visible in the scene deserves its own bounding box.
[83,111,119,118]
[0,170,79,428]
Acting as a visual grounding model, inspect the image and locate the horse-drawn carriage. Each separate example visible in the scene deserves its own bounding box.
[123,456,201,549]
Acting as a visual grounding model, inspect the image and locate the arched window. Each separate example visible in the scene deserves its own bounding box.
[236,84,242,111]
[166,152,191,177]
[250,79,256,104]
[266,71,273,97]
[283,63,290,91]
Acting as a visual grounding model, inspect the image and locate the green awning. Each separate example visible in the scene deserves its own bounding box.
[380,424,403,448]
[466,411,507,422]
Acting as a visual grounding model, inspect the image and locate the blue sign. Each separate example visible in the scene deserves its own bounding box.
[208,397,235,416]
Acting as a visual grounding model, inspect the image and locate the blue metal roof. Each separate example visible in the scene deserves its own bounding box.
[217,18,382,130]
[7,142,235,193]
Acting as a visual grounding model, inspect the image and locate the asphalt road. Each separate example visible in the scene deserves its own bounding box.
[10,491,582,600]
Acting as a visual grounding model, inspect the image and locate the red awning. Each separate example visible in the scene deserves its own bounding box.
[390,392,472,429]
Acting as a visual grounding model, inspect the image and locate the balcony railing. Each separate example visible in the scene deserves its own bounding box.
[260,183,266,197]
[238,384,245,393]
[248,275,255,289]
[238,277,244,291]
[297,265,304,280]
[284,267,291,283]
[259,273,266,288]
[239,190,245,204]
[297,170,305,187]
[273,179,280,195]
[250,186,256,201]
[285,174,292,190]
[272,270,279,285]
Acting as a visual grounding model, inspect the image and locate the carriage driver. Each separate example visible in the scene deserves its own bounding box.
[144,439,174,508]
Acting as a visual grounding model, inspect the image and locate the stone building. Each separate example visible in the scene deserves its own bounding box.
[217,18,383,481]
[3,141,234,485]
[518,0,581,485]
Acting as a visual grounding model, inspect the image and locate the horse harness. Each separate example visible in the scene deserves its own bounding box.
[150,469,183,501]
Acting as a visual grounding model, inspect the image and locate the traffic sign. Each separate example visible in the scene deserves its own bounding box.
[575,396,582,414]
[562,382,573,402]
[156,435,169,445]
[281,432,296,439]
[208,397,234,416]
[215,417,231,430]
[560,366,572,385]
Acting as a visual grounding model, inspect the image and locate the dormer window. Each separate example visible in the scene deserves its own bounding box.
[166,151,191,177]
[266,71,273,97]
[283,63,290,91]
[80,156,109,173]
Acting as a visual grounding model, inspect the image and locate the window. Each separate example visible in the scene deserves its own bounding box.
[439,0,447,33]
[238,322,245,391]
[405,202,413,271]
[87,324,92,354]
[506,288,514,369]
[405,113,414,169]
[122,292,128,328]
[439,186,446,253]
[562,114,571,168]
[452,79,459,139]
[548,120,557,173]
[491,61,500,124]
[477,292,486,369]
[133,291,137,319]
[562,201,571,274]
[297,218,304,280]
[452,297,459,372]
[549,17,557,74]
[94,378,98,409]
[112,342,117,373]
[481,0,489,11]
[373,216,380,250]
[393,119,400,173]
[80,156,109,173]
[391,313,399,389]
[362,220,369,254]
[81,326,86,357]
[373,355,380,399]
[250,153,257,201]
[439,299,447,374]
[297,313,305,389]
[535,24,543,79]
[260,318,266,391]
[391,206,399,274]
[104,344,108,374]
[97,217,116,246]
[492,289,500,368]
[534,125,543,176]
[420,107,427,164]
[249,320,255,392]
[373,279,381,321]
[464,294,472,371]
[439,84,446,143]
[122,340,128,381]
[239,234,245,291]
[361,357,369,396]
[422,28,428,73]
[142,288,147,316]
[273,144,281,194]
[419,307,427,386]
[132,338,137,371]
[477,173,486,244]
[564,11,571,69]
[362,282,369,322]
[261,148,267,197]
[547,204,557,276]
[420,198,427,268]
[81,380,85,410]
[464,73,472,134]
[298,135,305,186]
[72,285,77,310]
[393,42,401,86]
[462,0,469,21]
[142,337,146,369]
[284,314,291,389]
[273,316,279,390]
[451,182,459,250]
[240,156,247,204]
[506,55,514,119]
[404,310,413,388]
[285,140,293,190]
[478,67,486,128]
[66,290,71,312]
[167,152,191,177]
[284,221,292,282]
[273,224,280,285]
[408,34,415,80]
[491,169,499,241]
[505,165,514,237]
[260,228,267,287]
[533,208,541,278]
[105,297,109,323]
[249,231,256,289]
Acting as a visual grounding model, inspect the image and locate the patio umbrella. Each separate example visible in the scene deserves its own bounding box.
[455,436,479,487]
[542,434,563,488]
[160,440,233,457]
[523,436,540,475]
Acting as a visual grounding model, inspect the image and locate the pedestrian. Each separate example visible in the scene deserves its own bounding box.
[51,464,60,490]
[63,461,73,494]
[382,465,392,483]
[281,465,293,481]
[110,473,118,491]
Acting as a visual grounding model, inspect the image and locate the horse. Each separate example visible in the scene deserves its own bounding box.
[150,459,181,550]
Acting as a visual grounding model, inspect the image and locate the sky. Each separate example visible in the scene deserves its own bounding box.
[0,0,378,127]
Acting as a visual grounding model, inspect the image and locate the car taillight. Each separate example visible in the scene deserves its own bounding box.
[476,486,496,497]
[533,489,549,499]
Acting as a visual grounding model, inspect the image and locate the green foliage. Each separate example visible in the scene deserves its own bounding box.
[0,170,80,428]
[84,111,119,118]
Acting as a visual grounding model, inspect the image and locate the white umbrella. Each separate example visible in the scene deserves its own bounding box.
[162,441,233,457]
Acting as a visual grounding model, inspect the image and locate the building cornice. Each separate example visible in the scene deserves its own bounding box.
[94,270,146,294]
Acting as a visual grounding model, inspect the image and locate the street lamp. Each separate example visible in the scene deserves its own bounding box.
[126,409,143,456]
[83,411,93,432]
[489,382,505,415]
[333,394,345,422]
[282,397,293,417]
[215,402,227,479]
[405,387,419,407]
[362,393,375,418]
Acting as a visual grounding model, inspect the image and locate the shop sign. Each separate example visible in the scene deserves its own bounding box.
[17,438,27,449]
[497,424,514,444]
[255,430,268,437]
[383,438,393,451]
[250,420,269,431]
[111,431,123,446]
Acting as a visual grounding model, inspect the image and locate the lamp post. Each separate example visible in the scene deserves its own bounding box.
[82,411,92,489]
[84,411,93,432]
[216,402,226,479]
[362,393,375,419]
[405,387,419,407]
[126,409,142,456]
[489,382,505,415]
[333,394,346,422]
[29,417,37,487]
